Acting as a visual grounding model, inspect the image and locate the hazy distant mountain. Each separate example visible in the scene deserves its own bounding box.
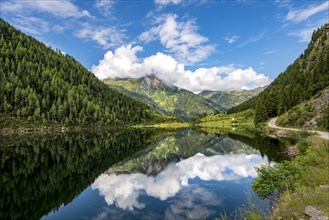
[104,75,225,121]
[200,87,265,109]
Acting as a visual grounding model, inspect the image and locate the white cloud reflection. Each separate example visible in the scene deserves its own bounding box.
[92,153,268,211]
[164,187,222,220]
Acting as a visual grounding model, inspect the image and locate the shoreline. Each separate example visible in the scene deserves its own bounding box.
[0,124,128,136]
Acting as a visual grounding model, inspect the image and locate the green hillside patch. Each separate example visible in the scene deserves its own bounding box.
[200,87,264,109]
[195,109,255,131]
[134,110,188,129]
[277,88,329,131]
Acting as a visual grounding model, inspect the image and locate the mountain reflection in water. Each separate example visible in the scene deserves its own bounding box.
[0,128,291,220]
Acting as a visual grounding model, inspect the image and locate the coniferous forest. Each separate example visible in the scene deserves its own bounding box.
[0,19,160,126]
[1,3,329,220]
[228,24,329,128]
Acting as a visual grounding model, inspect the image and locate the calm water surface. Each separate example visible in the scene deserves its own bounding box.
[0,128,290,220]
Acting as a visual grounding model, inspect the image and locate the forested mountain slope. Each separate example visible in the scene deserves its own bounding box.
[276,88,329,130]
[228,24,329,128]
[200,87,264,109]
[104,75,225,121]
[0,19,164,126]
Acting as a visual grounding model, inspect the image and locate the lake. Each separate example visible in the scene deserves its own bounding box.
[0,128,291,220]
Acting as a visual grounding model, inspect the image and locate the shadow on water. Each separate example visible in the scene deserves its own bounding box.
[227,132,292,162]
[0,128,294,220]
[0,129,158,220]
[196,127,294,162]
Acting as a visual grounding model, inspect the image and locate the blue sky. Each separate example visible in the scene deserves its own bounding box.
[1,0,328,92]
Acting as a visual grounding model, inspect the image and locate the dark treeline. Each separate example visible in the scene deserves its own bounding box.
[0,129,157,220]
[227,133,291,162]
[0,19,160,126]
[228,24,329,126]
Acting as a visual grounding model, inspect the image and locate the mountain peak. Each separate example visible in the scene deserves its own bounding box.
[141,74,166,88]
[104,75,225,120]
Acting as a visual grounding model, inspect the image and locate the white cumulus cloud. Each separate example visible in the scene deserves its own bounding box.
[139,14,215,64]
[91,45,270,92]
[91,45,144,79]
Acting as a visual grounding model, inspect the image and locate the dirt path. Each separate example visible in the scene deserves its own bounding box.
[268,117,329,140]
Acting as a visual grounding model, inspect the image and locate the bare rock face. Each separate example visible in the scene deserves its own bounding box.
[319,185,329,191]
[303,89,329,130]
[274,129,288,137]
[285,146,298,158]
[305,206,324,216]
[305,206,328,220]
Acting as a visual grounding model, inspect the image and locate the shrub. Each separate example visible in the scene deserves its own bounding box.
[296,140,310,154]
[251,161,302,200]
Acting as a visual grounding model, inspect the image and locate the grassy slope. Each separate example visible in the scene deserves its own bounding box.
[104,76,225,121]
[105,78,173,115]
[277,87,329,131]
[271,136,329,219]
[196,109,255,130]
[200,87,264,109]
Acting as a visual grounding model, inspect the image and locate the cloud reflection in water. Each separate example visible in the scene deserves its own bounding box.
[92,153,268,211]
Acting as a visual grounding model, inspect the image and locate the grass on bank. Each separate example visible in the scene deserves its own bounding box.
[133,121,189,129]
[134,110,189,128]
[137,109,256,130]
[252,134,329,219]
[272,136,329,219]
[195,109,255,130]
